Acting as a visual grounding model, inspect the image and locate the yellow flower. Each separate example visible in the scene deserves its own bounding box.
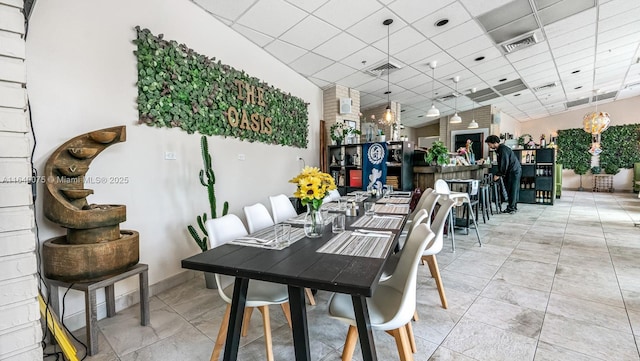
[289,167,336,207]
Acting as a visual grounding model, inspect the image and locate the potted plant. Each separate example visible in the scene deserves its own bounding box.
[187,135,229,288]
[425,140,450,167]
[603,162,620,175]
[377,129,386,142]
[343,126,361,144]
[330,123,345,145]
[573,163,589,191]
[590,166,601,174]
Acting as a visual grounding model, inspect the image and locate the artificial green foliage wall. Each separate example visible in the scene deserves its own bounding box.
[557,128,591,169]
[600,124,640,169]
[133,27,309,148]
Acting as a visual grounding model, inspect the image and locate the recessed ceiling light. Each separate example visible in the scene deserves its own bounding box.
[474,56,485,61]
[575,86,582,89]
[571,70,580,74]
[384,91,391,95]
[514,93,521,96]
[435,19,449,27]
[401,109,406,112]
[499,78,507,82]
[418,115,423,117]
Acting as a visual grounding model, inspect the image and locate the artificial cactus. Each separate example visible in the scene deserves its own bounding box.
[187,136,229,251]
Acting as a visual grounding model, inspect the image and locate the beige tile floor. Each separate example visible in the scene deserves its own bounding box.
[45,191,640,361]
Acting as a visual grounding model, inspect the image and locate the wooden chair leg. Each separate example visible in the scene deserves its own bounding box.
[423,255,436,278]
[280,302,292,328]
[241,307,254,337]
[211,304,231,361]
[413,310,419,322]
[305,288,316,306]
[342,325,358,361]
[257,306,274,361]
[426,255,448,309]
[390,327,413,361]
[405,322,417,353]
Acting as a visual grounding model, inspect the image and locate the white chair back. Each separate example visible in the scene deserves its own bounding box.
[434,179,450,195]
[380,224,435,330]
[424,198,455,255]
[269,194,297,223]
[205,214,248,303]
[409,188,433,221]
[324,189,341,202]
[243,203,274,233]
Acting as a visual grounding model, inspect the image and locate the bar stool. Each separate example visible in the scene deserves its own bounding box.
[486,173,502,214]
[434,179,482,252]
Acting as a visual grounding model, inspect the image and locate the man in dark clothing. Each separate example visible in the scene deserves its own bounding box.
[485,135,522,214]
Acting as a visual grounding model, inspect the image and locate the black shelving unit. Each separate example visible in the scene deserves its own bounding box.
[513,148,556,205]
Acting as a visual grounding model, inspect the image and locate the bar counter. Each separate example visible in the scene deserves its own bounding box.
[413,164,491,190]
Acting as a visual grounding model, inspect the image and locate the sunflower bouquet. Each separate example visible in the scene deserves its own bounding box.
[289,166,337,211]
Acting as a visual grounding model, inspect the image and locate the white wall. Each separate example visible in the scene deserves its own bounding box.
[519,96,640,191]
[26,0,322,329]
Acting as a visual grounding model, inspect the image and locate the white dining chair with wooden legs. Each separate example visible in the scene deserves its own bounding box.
[205,214,291,361]
[268,194,317,306]
[434,179,482,252]
[420,198,455,310]
[327,224,436,361]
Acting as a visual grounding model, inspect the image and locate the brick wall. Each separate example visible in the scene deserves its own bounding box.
[323,85,360,143]
[0,1,42,360]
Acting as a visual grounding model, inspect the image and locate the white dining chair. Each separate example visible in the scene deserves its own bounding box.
[206,214,291,361]
[434,179,482,252]
[323,189,341,202]
[420,198,455,310]
[327,224,435,361]
[269,194,298,224]
[243,203,274,234]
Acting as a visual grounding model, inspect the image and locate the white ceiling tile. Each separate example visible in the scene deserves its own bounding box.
[599,0,640,20]
[337,71,377,88]
[436,62,468,80]
[307,76,331,88]
[358,78,389,93]
[340,47,387,71]
[505,42,549,63]
[459,0,513,17]
[193,0,258,22]
[411,1,472,38]
[598,9,640,33]
[396,74,432,89]
[264,40,308,63]
[547,23,596,47]
[388,0,455,24]
[543,7,596,39]
[314,0,382,29]
[284,0,329,13]
[597,21,640,45]
[345,8,409,44]
[457,46,503,68]
[394,39,440,66]
[236,0,307,37]
[391,66,424,83]
[312,62,357,83]
[431,20,486,48]
[549,37,595,58]
[279,16,340,50]
[371,26,427,54]
[555,49,595,66]
[597,30,640,52]
[469,57,511,74]
[482,71,520,85]
[313,32,367,62]
[512,51,554,70]
[447,35,496,60]
[557,58,594,75]
[231,23,274,47]
[289,52,334,76]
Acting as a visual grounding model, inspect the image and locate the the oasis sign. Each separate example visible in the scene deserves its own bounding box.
[134,27,309,148]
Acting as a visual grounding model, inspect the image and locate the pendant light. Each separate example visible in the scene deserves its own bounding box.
[426,61,440,117]
[468,87,479,129]
[383,19,394,124]
[450,75,462,124]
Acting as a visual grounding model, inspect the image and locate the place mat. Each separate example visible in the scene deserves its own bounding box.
[321,202,343,211]
[284,213,337,225]
[373,203,410,215]
[230,226,306,250]
[376,197,411,204]
[316,231,394,259]
[390,191,412,197]
[350,215,404,230]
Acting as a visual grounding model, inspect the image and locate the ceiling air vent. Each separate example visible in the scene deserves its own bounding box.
[365,61,402,77]
[501,32,540,54]
[533,82,557,92]
[437,92,462,102]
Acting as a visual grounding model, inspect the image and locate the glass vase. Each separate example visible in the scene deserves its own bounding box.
[304,204,324,238]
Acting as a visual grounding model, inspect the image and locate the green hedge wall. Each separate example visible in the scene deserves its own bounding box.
[557,124,640,171]
[557,128,591,169]
[133,27,309,148]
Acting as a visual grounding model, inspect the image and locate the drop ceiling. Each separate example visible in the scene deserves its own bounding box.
[192,0,640,127]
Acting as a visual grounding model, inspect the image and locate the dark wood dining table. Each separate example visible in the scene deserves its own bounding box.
[181,203,406,361]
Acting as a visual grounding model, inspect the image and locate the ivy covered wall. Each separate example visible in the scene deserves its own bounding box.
[134,27,309,148]
[557,124,640,171]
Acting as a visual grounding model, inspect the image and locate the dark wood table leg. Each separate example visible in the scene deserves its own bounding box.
[223,277,249,361]
[351,295,377,361]
[288,285,310,361]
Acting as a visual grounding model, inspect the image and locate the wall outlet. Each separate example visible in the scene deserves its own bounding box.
[237,154,246,161]
[164,151,177,160]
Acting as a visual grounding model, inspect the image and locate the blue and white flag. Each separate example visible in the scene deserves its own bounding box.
[362,142,387,191]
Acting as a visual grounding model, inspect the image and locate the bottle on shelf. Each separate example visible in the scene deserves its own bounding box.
[531,152,535,163]
[531,180,535,188]
[525,152,531,163]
